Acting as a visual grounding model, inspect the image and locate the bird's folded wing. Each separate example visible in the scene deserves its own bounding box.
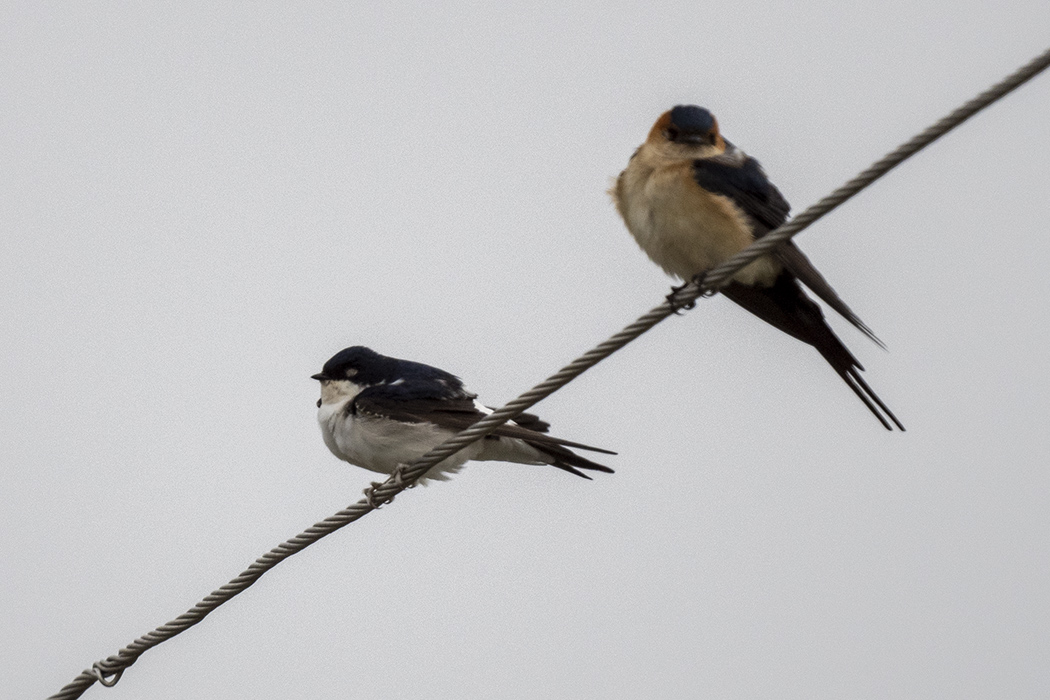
[694,152,883,347]
[691,152,790,235]
[774,241,884,346]
[353,394,616,455]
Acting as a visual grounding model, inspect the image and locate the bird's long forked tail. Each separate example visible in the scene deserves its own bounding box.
[530,441,616,480]
[721,276,905,431]
[816,345,905,431]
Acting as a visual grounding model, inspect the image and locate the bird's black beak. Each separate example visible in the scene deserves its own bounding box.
[311,373,329,381]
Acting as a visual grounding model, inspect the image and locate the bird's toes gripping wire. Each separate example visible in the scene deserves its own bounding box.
[363,465,417,508]
[392,465,415,489]
[666,272,710,313]
[362,481,395,509]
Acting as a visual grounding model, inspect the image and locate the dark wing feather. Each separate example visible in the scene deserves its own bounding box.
[775,241,884,347]
[693,152,790,235]
[500,410,550,434]
[721,274,904,431]
[353,390,616,456]
[522,443,616,479]
[693,150,881,344]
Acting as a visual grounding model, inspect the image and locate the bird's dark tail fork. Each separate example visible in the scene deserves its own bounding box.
[836,365,905,431]
[721,276,904,431]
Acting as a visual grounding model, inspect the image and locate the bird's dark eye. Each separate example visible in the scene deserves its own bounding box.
[665,126,679,142]
[316,398,322,408]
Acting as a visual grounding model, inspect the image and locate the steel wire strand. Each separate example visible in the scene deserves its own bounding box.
[698,45,1050,294]
[49,45,1050,700]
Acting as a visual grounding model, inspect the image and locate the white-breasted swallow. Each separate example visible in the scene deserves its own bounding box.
[313,346,615,483]
[611,105,903,430]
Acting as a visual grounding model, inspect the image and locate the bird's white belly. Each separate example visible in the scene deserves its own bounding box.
[320,404,480,482]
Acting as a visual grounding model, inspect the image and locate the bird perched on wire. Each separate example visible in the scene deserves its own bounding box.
[312,346,615,484]
[610,104,903,430]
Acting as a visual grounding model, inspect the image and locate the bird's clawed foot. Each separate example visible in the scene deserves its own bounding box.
[363,467,417,508]
[363,481,395,509]
[393,465,416,489]
[666,273,709,313]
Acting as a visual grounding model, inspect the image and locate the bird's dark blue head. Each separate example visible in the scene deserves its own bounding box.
[665,105,719,145]
[312,346,471,399]
[313,346,384,383]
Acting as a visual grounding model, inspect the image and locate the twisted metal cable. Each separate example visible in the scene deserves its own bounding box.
[49,46,1050,700]
[699,44,1050,293]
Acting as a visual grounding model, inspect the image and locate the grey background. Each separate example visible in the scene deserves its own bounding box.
[4,2,1050,698]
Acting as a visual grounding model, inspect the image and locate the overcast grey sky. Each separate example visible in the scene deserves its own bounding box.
[4,2,1050,698]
